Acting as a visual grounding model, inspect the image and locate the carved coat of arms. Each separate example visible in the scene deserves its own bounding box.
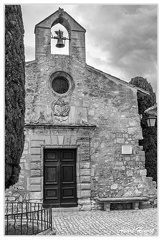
[51,99,70,122]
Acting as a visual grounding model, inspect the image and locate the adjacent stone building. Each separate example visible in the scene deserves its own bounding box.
[6,8,157,210]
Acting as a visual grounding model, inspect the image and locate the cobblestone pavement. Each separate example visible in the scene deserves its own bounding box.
[52,208,158,236]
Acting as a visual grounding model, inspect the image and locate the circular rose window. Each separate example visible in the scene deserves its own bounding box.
[52,77,69,94]
[50,71,74,96]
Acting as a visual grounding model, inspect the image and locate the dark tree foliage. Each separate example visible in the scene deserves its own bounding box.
[129,77,157,182]
[130,77,156,114]
[5,5,25,189]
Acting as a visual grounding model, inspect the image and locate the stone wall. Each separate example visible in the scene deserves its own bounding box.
[5,9,157,209]
[5,56,157,208]
[86,66,157,209]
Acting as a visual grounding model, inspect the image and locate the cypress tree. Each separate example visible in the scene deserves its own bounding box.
[5,5,25,189]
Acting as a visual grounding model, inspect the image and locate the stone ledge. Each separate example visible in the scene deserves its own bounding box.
[25,124,97,129]
[52,207,80,212]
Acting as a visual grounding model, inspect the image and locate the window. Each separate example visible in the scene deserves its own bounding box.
[52,77,69,94]
[49,71,75,96]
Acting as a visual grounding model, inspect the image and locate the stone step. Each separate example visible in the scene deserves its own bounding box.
[52,207,80,212]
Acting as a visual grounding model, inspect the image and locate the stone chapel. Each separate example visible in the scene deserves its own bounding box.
[6,8,157,210]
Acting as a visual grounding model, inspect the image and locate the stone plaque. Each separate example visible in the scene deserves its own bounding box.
[122,145,132,155]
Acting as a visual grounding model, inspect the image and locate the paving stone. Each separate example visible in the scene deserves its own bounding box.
[52,208,157,236]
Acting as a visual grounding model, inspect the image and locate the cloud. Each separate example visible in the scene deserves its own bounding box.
[73,5,157,93]
[22,4,157,93]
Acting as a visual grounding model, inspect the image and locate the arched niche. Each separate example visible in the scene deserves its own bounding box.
[51,23,69,55]
[51,15,71,36]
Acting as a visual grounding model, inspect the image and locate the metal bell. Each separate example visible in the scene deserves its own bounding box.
[56,38,65,48]
[52,30,67,48]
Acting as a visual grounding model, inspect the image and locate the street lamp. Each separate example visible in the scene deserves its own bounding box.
[146,115,157,127]
[144,103,157,127]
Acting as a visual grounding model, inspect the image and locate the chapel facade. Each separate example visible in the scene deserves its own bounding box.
[6,8,157,210]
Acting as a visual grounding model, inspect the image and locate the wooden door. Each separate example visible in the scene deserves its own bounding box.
[43,149,77,207]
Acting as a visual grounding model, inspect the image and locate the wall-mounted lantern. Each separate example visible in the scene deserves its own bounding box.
[146,115,157,127]
[144,103,157,127]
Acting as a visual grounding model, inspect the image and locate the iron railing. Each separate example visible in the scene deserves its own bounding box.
[5,202,52,235]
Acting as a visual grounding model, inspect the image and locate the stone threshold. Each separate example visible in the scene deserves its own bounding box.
[52,207,80,212]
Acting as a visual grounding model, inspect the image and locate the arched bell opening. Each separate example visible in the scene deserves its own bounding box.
[51,23,69,55]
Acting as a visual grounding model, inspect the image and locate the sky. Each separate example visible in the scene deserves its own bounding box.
[21,4,157,95]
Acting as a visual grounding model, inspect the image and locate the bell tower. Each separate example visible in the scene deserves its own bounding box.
[34,8,86,63]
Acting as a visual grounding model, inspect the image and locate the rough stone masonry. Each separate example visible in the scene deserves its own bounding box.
[5,8,157,210]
